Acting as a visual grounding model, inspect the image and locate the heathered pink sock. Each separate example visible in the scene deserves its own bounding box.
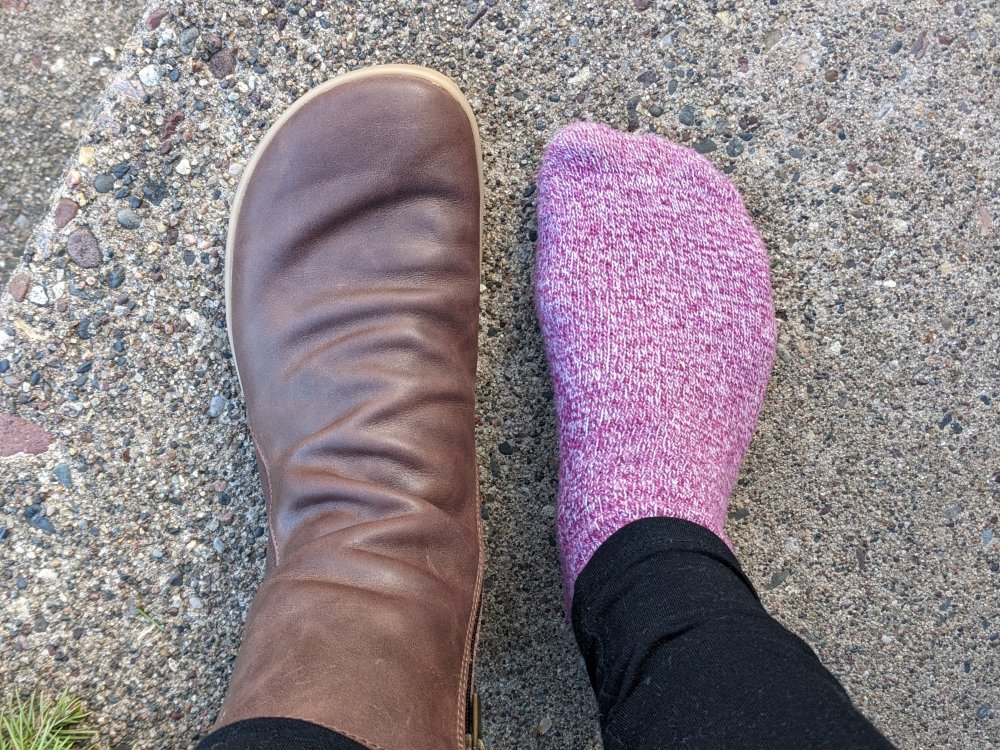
[535,122,778,605]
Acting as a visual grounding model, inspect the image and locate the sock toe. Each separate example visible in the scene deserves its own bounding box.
[535,123,777,602]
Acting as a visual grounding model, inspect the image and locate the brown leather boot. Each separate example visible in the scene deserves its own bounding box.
[216,65,484,750]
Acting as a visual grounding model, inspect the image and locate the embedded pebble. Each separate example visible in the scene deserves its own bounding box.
[108,266,126,289]
[693,138,718,153]
[77,146,96,167]
[27,284,48,306]
[179,26,200,54]
[7,274,29,302]
[208,395,227,418]
[66,228,102,268]
[147,8,169,30]
[0,412,54,456]
[53,198,79,229]
[27,516,56,535]
[53,464,73,488]
[138,65,161,87]
[117,208,141,230]
[208,49,236,79]
[93,174,115,193]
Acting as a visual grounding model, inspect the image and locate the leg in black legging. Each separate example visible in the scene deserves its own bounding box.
[197,718,365,750]
[572,517,897,750]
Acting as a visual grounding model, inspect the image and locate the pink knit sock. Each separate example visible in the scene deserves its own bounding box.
[535,122,777,604]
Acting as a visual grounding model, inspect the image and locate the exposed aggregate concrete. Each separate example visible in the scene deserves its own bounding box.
[1,2,997,748]
[0,0,147,284]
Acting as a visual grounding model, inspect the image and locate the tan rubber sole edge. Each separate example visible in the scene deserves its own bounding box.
[224,63,485,395]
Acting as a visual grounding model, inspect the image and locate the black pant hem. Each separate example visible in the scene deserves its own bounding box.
[197,717,368,750]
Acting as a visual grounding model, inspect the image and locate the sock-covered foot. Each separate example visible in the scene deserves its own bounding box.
[535,122,778,604]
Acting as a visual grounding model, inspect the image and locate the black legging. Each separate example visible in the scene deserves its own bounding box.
[199,518,896,750]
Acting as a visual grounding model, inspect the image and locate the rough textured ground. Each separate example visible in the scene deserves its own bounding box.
[1,1,997,749]
[0,0,146,285]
